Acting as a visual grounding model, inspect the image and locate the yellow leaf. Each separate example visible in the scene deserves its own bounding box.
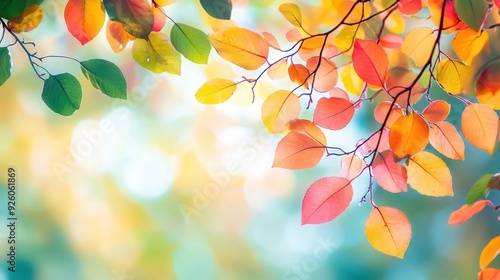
[407,151,453,197]
[340,64,364,96]
[437,59,470,94]
[209,27,269,70]
[452,28,489,65]
[261,90,300,133]
[267,59,287,80]
[335,25,364,52]
[461,104,500,154]
[365,206,411,259]
[7,4,44,33]
[132,32,181,74]
[480,236,500,270]
[401,27,436,68]
[340,154,366,180]
[279,3,302,27]
[195,79,237,104]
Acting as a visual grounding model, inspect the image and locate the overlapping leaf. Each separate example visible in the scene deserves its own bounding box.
[262,90,300,133]
[389,113,429,158]
[352,39,388,87]
[103,0,154,39]
[80,59,127,99]
[480,236,500,270]
[302,177,353,224]
[373,150,408,193]
[313,97,355,130]
[132,32,181,74]
[365,206,411,258]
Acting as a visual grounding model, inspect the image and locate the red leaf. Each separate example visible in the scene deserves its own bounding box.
[302,177,353,224]
[103,0,154,39]
[373,150,408,193]
[352,39,388,87]
[448,200,491,224]
[313,97,355,130]
[152,4,166,32]
[65,0,105,45]
[398,0,422,15]
[273,131,325,169]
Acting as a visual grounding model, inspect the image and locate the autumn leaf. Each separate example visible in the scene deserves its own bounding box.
[302,177,353,224]
[262,90,300,134]
[365,206,412,259]
[352,39,388,87]
[209,27,269,70]
[401,27,436,68]
[341,64,364,96]
[64,0,104,44]
[313,97,355,130]
[106,20,134,53]
[380,34,403,49]
[480,236,500,270]
[195,78,237,104]
[273,131,325,169]
[340,154,366,181]
[461,104,500,154]
[279,3,302,27]
[476,61,500,110]
[132,32,181,74]
[436,59,470,94]
[398,0,422,15]
[422,100,451,123]
[262,32,280,50]
[373,150,408,193]
[389,113,429,158]
[449,200,491,224]
[267,60,287,80]
[152,4,166,32]
[287,119,327,146]
[407,151,453,196]
[103,0,154,39]
[288,63,310,89]
[374,102,403,128]
[479,268,500,280]
[306,57,338,92]
[452,28,489,64]
[429,122,465,160]
[385,67,425,106]
[7,4,44,34]
[360,129,391,155]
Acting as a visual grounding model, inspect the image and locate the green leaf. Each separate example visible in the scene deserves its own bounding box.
[454,0,488,32]
[132,32,181,74]
[466,173,493,205]
[42,73,82,116]
[0,48,11,86]
[170,23,211,64]
[200,0,232,20]
[26,0,45,5]
[80,59,127,99]
[0,0,26,19]
[102,0,153,39]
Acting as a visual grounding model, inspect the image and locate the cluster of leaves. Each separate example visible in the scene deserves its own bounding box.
[194,0,500,263]
[449,173,500,278]
[1,0,233,115]
[0,0,128,115]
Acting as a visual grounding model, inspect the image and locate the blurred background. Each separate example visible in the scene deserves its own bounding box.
[1,0,500,279]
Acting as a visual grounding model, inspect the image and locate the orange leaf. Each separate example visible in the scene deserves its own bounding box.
[374,101,403,128]
[389,113,429,158]
[401,27,436,68]
[306,57,338,92]
[313,97,355,130]
[273,131,325,169]
[106,21,134,53]
[449,200,491,225]
[209,27,269,70]
[340,154,366,180]
[429,122,465,160]
[288,63,310,89]
[262,90,300,133]
[302,177,353,224]
[422,100,451,122]
[373,150,408,193]
[64,0,105,45]
[352,39,388,87]
[287,119,327,146]
[452,28,489,65]
[428,0,467,31]
[461,104,500,154]
[480,236,500,270]
[385,67,425,106]
[262,32,280,50]
[407,151,453,196]
[365,206,412,259]
[479,268,500,280]
[476,61,500,110]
